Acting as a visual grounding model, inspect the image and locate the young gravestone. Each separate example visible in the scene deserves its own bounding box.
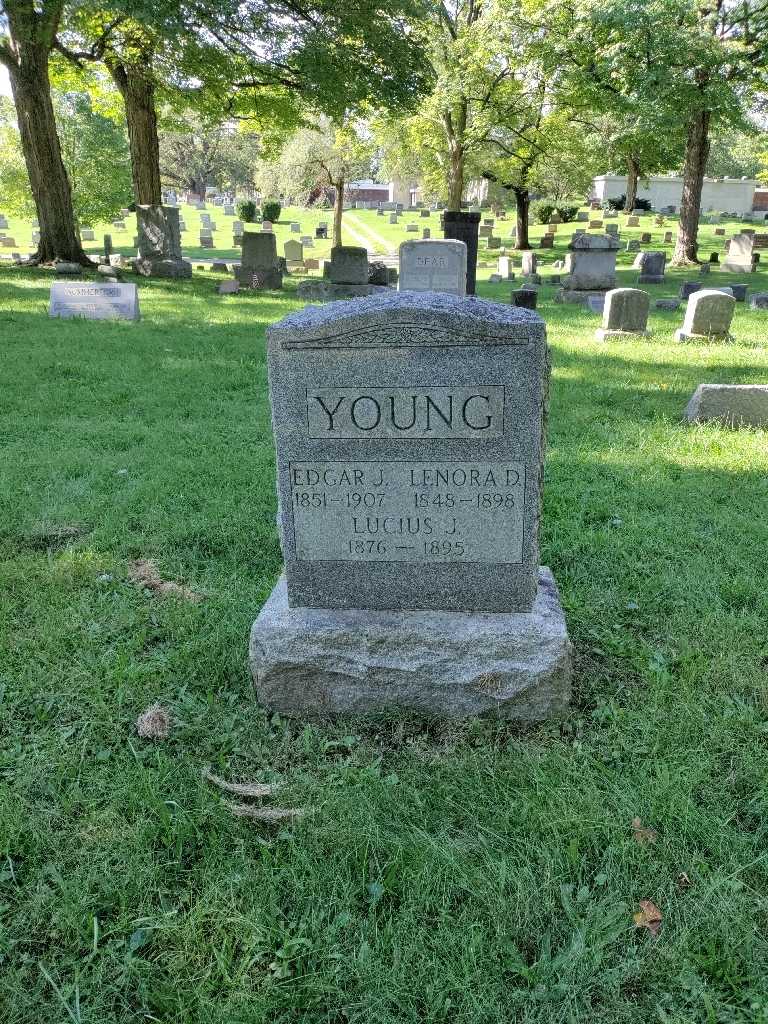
[675,289,736,341]
[595,288,650,340]
[49,281,139,320]
[398,239,467,296]
[684,384,768,427]
[248,292,571,720]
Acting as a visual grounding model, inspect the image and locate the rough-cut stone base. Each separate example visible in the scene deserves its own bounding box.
[296,280,391,302]
[595,328,650,341]
[555,288,609,305]
[684,384,768,426]
[674,329,732,342]
[249,568,572,721]
[134,257,192,279]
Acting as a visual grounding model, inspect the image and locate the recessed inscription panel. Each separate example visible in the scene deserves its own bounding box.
[290,460,525,563]
[307,386,504,439]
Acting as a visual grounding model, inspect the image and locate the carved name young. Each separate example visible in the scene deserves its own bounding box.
[264,292,548,613]
[307,386,504,438]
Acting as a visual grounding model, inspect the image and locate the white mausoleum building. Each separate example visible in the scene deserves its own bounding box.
[593,174,761,215]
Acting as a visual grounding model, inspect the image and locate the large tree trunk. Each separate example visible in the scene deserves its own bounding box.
[624,155,640,213]
[672,109,711,266]
[7,52,90,264]
[109,59,162,205]
[512,186,530,249]
[447,146,465,211]
[333,177,345,247]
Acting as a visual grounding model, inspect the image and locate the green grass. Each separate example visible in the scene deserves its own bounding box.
[1,255,768,1024]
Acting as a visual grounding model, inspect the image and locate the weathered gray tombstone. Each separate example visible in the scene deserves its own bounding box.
[421,209,431,218]
[249,292,571,720]
[664,231,673,243]
[236,231,283,289]
[722,233,756,273]
[291,222,301,233]
[636,250,666,284]
[512,288,537,309]
[521,252,537,277]
[557,234,619,303]
[398,239,467,296]
[0,215,7,229]
[675,289,736,341]
[626,239,641,252]
[595,288,650,340]
[49,281,140,320]
[684,384,768,427]
[679,281,702,300]
[639,232,651,244]
[422,228,431,239]
[81,228,95,242]
[261,220,273,232]
[605,223,619,236]
[750,292,768,310]
[626,215,640,227]
[284,239,304,263]
[224,205,235,216]
[479,225,493,238]
[135,206,192,278]
[329,245,368,284]
[576,211,589,222]
[497,255,515,279]
[199,233,214,248]
[406,223,419,233]
[539,236,554,249]
[389,213,399,225]
[487,235,501,249]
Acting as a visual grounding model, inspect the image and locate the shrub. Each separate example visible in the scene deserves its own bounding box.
[605,195,625,212]
[237,200,257,223]
[531,200,556,224]
[262,200,281,223]
[554,203,579,223]
[632,197,652,211]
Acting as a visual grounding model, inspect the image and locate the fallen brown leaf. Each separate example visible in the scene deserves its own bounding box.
[129,559,202,602]
[202,768,279,799]
[226,802,305,822]
[136,703,172,740]
[677,872,692,890]
[633,899,662,936]
[631,817,658,845]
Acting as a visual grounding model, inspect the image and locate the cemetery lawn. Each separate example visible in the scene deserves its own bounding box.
[3,263,768,1024]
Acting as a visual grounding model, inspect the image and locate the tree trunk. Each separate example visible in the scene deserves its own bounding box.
[447,146,465,211]
[333,178,345,248]
[7,53,90,264]
[624,155,640,213]
[512,187,530,249]
[672,110,711,265]
[109,59,162,205]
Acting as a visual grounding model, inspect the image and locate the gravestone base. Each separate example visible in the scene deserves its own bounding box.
[133,257,192,279]
[235,267,283,289]
[296,280,389,302]
[249,569,571,722]
[684,384,768,427]
[674,327,733,343]
[555,288,608,305]
[595,328,650,341]
[637,274,664,285]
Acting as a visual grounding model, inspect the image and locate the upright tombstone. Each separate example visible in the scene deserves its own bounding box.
[595,288,650,340]
[49,281,140,320]
[557,234,619,303]
[722,233,756,273]
[636,250,666,284]
[236,232,283,289]
[675,289,736,341]
[284,239,304,263]
[442,211,480,295]
[135,206,191,278]
[626,215,640,227]
[297,246,382,302]
[0,215,7,229]
[398,239,467,296]
[249,292,571,720]
[497,255,515,279]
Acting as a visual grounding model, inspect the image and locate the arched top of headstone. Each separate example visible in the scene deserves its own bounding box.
[268,291,544,349]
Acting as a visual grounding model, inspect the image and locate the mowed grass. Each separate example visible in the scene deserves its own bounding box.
[1,260,768,1024]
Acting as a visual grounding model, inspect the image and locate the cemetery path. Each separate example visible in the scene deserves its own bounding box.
[344,214,395,257]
